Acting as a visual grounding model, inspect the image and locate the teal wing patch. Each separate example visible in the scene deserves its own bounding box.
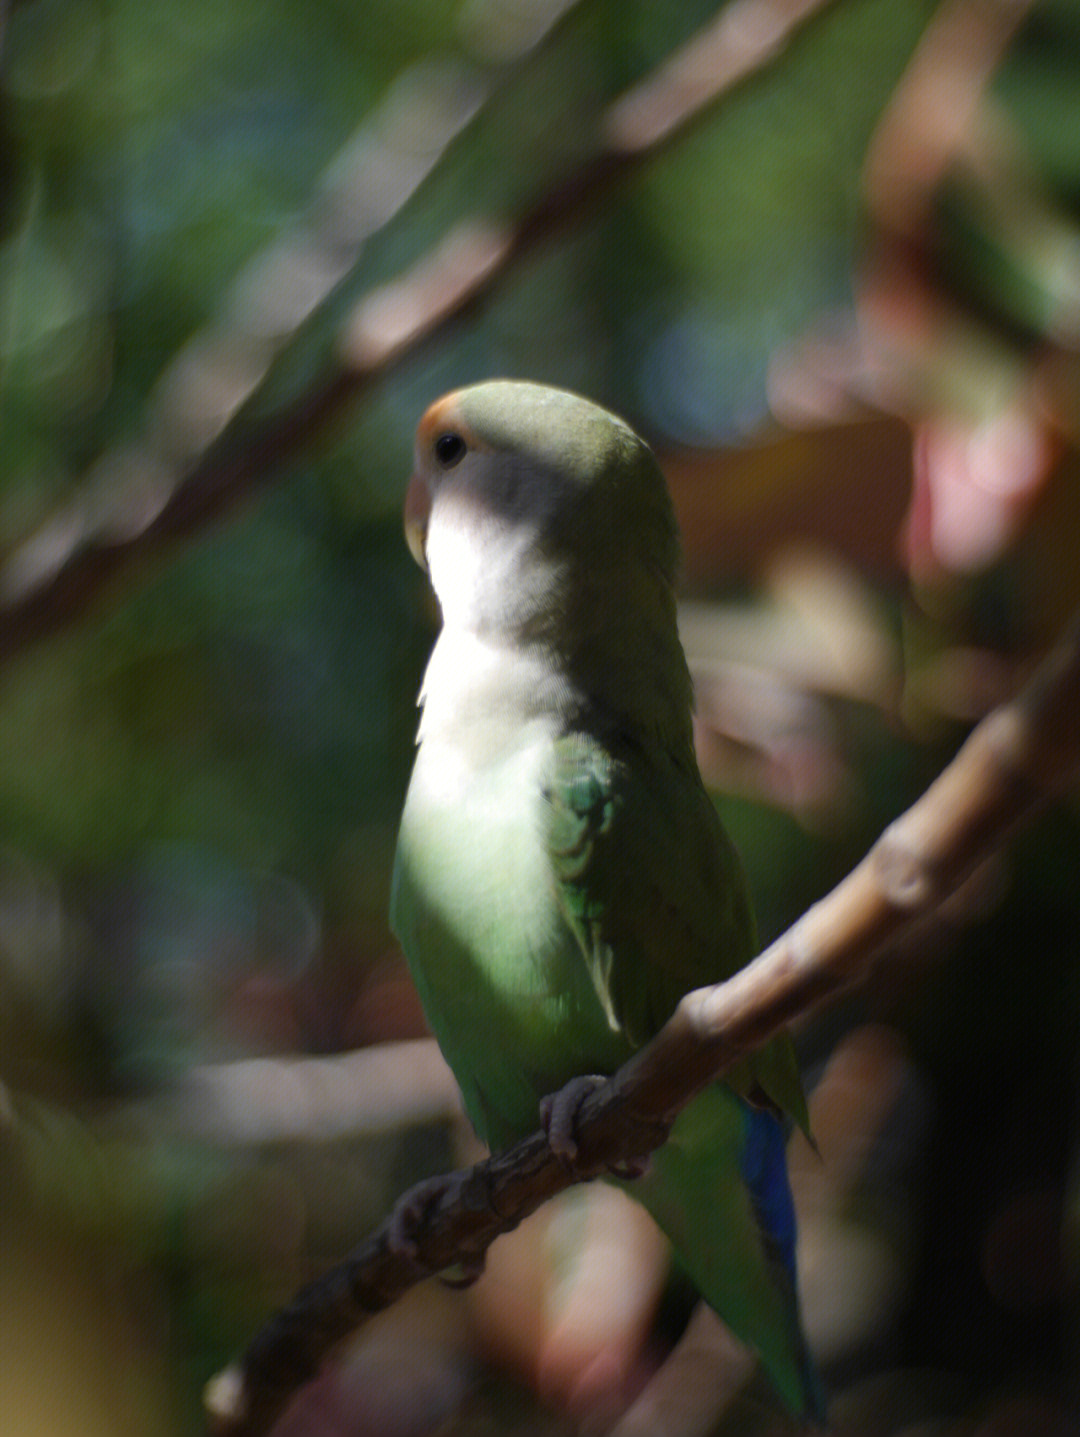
[544,731,755,1051]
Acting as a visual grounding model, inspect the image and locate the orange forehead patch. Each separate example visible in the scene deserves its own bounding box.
[416,391,485,452]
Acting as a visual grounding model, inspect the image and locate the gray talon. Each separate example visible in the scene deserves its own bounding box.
[540,1074,606,1169]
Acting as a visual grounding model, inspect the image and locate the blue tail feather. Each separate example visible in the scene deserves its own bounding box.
[740,1103,826,1423]
[632,1087,826,1422]
[740,1106,799,1280]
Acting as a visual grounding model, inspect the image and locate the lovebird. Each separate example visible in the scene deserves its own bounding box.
[390,380,822,1421]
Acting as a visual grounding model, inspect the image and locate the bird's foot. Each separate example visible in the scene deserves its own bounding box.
[387,1171,487,1288]
[540,1075,653,1181]
[606,1152,653,1180]
[540,1074,604,1166]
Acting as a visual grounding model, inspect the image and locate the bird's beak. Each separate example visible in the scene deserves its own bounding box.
[404,472,430,568]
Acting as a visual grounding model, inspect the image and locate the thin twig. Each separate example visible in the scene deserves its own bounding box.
[205,607,1080,1437]
[0,0,838,666]
[863,0,1038,233]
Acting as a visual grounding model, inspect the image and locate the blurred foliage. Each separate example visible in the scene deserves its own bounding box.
[2,0,1080,1433]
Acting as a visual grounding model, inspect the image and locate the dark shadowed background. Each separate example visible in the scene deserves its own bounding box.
[2,1,1080,1432]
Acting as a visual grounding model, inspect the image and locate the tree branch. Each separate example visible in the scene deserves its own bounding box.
[205,608,1080,1437]
[147,1039,460,1147]
[0,0,838,667]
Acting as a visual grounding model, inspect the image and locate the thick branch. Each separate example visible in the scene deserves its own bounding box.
[0,0,837,666]
[206,609,1080,1437]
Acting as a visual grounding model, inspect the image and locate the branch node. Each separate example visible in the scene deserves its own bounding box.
[872,826,938,910]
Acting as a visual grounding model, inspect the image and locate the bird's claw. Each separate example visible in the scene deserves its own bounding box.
[438,1251,486,1288]
[540,1074,654,1180]
[387,1172,487,1287]
[605,1153,653,1180]
[540,1074,605,1167]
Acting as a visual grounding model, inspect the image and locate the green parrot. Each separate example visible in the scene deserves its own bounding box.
[390,380,822,1421]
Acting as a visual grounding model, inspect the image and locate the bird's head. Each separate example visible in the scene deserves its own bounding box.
[404,380,681,644]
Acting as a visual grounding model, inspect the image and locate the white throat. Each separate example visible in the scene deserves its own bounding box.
[425,501,546,637]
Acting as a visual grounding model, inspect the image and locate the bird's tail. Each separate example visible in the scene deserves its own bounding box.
[626,1084,825,1422]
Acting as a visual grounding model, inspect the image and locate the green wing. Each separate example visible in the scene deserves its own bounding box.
[544,730,809,1134]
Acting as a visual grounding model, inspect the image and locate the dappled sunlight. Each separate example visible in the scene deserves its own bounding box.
[3,0,1080,1432]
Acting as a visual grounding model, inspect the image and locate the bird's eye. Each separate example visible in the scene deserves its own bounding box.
[434,432,467,468]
